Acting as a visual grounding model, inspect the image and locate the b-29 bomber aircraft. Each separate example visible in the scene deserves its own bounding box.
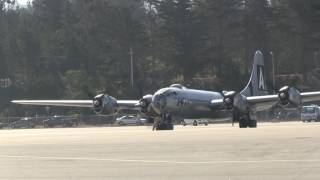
[12,51,320,130]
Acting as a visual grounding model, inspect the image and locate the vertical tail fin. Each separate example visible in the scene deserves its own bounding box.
[240,50,269,97]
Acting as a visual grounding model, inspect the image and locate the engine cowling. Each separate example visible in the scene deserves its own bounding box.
[278,86,301,107]
[139,94,153,113]
[222,91,236,110]
[222,91,248,113]
[138,94,158,117]
[92,94,118,115]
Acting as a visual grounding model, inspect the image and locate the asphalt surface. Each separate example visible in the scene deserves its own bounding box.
[1,122,320,180]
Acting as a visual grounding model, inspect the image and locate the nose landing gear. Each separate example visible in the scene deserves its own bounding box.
[153,114,174,131]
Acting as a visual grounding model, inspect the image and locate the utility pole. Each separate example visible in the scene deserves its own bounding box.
[270,51,275,93]
[129,47,134,88]
[314,51,319,68]
[148,0,154,85]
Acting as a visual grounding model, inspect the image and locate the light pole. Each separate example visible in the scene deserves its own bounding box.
[270,51,275,93]
[129,47,134,88]
[314,51,319,68]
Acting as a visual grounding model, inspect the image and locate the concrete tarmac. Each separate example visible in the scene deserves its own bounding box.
[1,122,320,180]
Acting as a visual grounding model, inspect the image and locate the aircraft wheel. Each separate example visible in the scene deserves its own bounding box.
[155,123,165,130]
[156,122,174,130]
[239,118,249,128]
[193,120,198,126]
[181,120,187,126]
[239,120,245,128]
[168,123,174,130]
[249,119,257,128]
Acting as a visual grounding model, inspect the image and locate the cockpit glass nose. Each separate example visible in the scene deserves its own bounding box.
[152,93,167,112]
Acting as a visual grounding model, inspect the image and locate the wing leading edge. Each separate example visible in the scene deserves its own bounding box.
[210,91,320,111]
[246,92,320,105]
[11,100,140,110]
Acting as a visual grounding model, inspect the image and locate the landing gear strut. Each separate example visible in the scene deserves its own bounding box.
[153,114,174,131]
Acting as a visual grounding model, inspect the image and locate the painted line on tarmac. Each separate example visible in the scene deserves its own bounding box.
[0,155,320,164]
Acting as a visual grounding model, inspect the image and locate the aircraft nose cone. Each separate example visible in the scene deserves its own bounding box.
[151,93,167,114]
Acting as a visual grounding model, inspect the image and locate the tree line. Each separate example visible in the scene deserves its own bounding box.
[1,0,320,116]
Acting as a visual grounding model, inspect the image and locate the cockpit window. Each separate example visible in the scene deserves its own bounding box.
[163,90,177,97]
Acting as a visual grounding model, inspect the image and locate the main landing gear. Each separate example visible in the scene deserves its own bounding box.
[153,114,174,131]
[239,114,257,128]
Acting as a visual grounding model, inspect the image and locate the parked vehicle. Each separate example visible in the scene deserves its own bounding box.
[181,119,209,126]
[43,115,78,128]
[115,115,146,126]
[10,117,35,129]
[0,122,8,129]
[301,105,320,122]
[276,110,300,121]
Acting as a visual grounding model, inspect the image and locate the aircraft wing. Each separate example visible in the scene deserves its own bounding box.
[210,91,320,111]
[247,92,320,104]
[11,100,140,110]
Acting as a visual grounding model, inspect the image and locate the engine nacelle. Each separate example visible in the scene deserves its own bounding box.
[222,91,237,110]
[139,94,153,113]
[278,86,301,107]
[139,94,158,117]
[233,93,249,113]
[92,94,118,115]
[222,91,248,113]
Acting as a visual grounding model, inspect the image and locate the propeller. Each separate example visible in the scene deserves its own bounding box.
[221,91,249,126]
[278,86,301,107]
[92,94,105,113]
[221,91,236,110]
[137,94,153,113]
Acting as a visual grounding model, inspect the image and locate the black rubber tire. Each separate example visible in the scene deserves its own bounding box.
[193,120,198,126]
[249,120,257,128]
[156,123,165,130]
[239,118,249,128]
[181,120,187,126]
[156,123,174,131]
[239,121,245,128]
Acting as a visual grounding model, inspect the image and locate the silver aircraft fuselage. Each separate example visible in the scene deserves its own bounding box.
[151,86,225,119]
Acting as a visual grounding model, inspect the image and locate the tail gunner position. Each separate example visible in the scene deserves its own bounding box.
[12,51,320,130]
